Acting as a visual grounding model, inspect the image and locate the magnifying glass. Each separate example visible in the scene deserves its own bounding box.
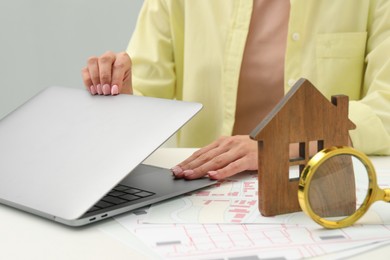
[298,146,390,229]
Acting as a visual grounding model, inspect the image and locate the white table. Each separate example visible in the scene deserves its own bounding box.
[1,148,389,260]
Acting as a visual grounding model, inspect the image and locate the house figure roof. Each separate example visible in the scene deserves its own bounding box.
[250,78,356,141]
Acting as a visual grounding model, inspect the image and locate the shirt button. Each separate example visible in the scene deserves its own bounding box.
[292,32,300,41]
[288,79,296,87]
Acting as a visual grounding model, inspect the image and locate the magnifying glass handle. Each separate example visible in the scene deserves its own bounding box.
[383,189,390,202]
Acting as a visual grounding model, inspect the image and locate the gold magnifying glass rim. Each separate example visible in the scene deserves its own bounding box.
[298,146,378,229]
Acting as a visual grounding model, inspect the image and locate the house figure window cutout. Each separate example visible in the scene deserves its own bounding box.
[250,78,356,216]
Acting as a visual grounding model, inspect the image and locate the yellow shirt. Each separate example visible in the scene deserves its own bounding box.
[127,0,390,155]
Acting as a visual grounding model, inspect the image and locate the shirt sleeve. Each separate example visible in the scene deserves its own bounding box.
[126,0,176,99]
[349,0,390,155]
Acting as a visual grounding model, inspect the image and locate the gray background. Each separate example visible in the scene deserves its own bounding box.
[0,0,144,119]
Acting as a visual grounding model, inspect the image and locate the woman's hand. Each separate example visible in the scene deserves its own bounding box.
[81,51,132,95]
[171,135,258,180]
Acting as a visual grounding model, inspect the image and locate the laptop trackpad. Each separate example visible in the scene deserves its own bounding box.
[119,164,216,198]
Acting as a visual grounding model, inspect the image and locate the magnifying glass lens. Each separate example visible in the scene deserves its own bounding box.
[308,154,369,222]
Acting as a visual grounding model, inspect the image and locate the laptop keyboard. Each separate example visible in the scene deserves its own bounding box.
[86,184,155,213]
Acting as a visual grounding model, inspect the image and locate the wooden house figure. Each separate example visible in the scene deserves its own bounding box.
[250,78,356,216]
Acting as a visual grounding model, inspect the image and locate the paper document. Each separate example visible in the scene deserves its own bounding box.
[112,156,390,259]
[145,163,390,225]
[115,208,390,260]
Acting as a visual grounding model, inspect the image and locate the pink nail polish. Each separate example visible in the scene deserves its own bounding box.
[171,166,183,175]
[111,85,119,95]
[207,171,218,179]
[183,169,194,177]
[90,85,97,95]
[97,84,103,95]
[207,171,217,176]
[103,84,110,95]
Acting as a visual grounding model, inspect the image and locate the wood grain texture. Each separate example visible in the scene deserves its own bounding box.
[250,78,356,216]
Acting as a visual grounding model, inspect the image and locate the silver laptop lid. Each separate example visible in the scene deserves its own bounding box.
[0,86,202,220]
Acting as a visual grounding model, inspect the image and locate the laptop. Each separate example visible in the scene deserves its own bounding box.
[0,86,217,226]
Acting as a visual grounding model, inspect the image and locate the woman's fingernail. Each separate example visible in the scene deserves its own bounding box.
[183,169,194,177]
[103,84,111,95]
[207,171,219,180]
[111,85,119,95]
[90,85,97,95]
[208,171,218,177]
[171,166,183,176]
[96,84,103,95]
